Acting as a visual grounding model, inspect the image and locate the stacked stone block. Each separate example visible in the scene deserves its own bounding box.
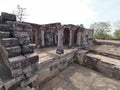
[0,12,39,78]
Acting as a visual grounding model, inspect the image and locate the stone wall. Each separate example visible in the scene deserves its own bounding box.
[75,50,120,80]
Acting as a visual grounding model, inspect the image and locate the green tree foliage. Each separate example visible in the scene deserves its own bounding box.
[90,22,111,39]
[114,29,120,39]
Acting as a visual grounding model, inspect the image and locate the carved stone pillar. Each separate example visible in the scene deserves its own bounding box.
[69,30,73,48]
[76,30,81,46]
[56,29,64,54]
[41,30,45,47]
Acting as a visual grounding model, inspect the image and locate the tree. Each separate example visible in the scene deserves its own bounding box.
[114,29,120,39]
[90,22,111,39]
[13,5,27,22]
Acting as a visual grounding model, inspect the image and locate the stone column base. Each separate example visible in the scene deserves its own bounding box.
[56,47,64,54]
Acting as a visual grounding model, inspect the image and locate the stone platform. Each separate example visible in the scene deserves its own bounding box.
[0,47,78,90]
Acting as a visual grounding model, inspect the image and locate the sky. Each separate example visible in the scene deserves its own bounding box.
[0,0,120,29]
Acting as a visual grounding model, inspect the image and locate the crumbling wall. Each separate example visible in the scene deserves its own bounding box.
[75,50,120,80]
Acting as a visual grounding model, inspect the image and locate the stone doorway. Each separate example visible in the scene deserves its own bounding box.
[73,30,77,46]
[63,28,70,46]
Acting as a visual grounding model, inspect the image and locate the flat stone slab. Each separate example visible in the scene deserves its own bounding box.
[86,53,120,66]
[40,64,120,90]
[1,38,19,47]
[6,46,21,57]
[0,31,10,38]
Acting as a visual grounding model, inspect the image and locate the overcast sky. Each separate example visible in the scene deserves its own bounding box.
[0,0,120,28]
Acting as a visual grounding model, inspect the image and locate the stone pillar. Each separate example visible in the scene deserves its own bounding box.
[41,30,45,47]
[76,30,81,46]
[35,30,38,46]
[69,30,73,48]
[56,29,64,54]
[54,32,57,45]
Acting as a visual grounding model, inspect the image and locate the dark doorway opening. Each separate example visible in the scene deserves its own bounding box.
[63,28,70,46]
[73,30,77,46]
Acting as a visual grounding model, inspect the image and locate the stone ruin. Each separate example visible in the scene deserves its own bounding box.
[0,12,94,90]
[28,22,94,54]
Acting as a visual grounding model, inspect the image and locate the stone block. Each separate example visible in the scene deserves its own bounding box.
[1,12,16,22]
[0,31,10,38]
[0,24,10,31]
[10,68,23,78]
[21,45,34,55]
[6,46,21,57]
[97,61,114,77]
[25,53,39,65]
[1,38,19,47]
[45,31,55,46]
[23,63,39,78]
[8,55,27,69]
[59,60,68,71]
[114,66,120,79]
[13,31,30,45]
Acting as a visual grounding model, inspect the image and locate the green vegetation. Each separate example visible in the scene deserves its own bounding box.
[90,21,120,40]
[114,29,120,39]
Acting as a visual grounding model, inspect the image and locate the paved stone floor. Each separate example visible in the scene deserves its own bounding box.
[35,47,78,64]
[40,64,120,90]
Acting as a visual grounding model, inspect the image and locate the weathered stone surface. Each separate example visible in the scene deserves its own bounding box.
[45,31,55,46]
[75,50,120,80]
[1,38,19,47]
[0,31,10,38]
[20,75,38,88]
[0,24,10,31]
[25,53,39,65]
[114,66,120,79]
[13,30,30,45]
[6,22,32,44]
[0,16,1,23]
[21,45,34,55]
[10,69,23,78]
[6,46,21,57]
[97,61,114,77]
[23,63,39,78]
[1,12,16,22]
[56,30,64,54]
[8,55,26,69]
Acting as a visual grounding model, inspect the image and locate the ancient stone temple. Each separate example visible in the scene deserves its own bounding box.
[0,12,95,90]
[28,22,94,53]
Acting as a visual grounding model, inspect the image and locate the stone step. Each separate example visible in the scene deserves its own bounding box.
[8,54,39,70]
[8,54,39,78]
[75,50,120,80]
[21,45,34,55]
[6,46,21,57]
[0,38,19,47]
[8,55,27,70]
[0,31,10,38]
